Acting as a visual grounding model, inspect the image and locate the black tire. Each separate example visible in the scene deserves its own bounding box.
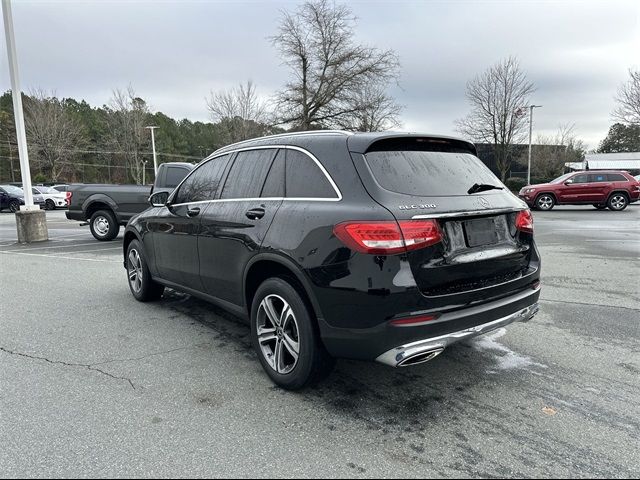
[45,199,55,210]
[593,204,607,210]
[89,209,120,241]
[251,277,334,390]
[607,193,628,211]
[126,239,164,301]
[535,193,555,211]
[9,200,20,213]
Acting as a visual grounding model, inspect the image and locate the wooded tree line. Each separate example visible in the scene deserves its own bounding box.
[0,89,229,184]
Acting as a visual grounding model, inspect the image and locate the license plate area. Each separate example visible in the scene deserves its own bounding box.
[463,217,499,247]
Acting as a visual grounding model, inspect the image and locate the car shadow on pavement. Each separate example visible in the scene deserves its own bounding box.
[159,289,510,430]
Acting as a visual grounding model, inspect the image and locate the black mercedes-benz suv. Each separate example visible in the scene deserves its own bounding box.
[123,131,540,389]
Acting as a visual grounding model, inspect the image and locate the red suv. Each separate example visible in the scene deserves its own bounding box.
[519,171,640,211]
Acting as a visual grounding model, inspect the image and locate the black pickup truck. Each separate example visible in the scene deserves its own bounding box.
[66,162,194,240]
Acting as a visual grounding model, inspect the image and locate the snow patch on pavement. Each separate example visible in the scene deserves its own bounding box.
[472,328,548,373]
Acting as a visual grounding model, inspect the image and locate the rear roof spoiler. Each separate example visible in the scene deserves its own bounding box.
[347,133,477,156]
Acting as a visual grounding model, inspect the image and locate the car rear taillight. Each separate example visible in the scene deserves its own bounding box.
[515,209,533,233]
[333,220,442,255]
[66,191,72,204]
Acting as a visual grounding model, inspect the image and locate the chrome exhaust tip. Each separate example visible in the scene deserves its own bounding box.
[397,348,444,367]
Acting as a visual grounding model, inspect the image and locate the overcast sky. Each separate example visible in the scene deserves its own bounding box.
[1,0,638,149]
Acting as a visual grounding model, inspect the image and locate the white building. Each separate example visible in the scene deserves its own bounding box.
[566,152,640,171]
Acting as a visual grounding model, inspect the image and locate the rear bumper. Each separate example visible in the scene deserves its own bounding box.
[66,210,85,221]
[317,283,541,362]
[376,302,539,367]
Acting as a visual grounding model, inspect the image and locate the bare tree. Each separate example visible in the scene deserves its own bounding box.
[105,86,150,184]
[612,69,640,124]
[516,124,585,180]
[271,0,400,130]
[335,85,402,132]
[23,89,87,182]
[206,80,270,143]
[456,57,535,180]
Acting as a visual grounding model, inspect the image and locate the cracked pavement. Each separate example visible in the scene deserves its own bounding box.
[0,208,639,478]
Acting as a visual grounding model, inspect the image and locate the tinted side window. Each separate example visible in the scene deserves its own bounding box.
[165,166,190,188]
[221,149,277,199]
[174,154,230,204]
[607,173,627,181]
[572,174,588,183]
[588,173,607,183]
[286,149,337,198]
[261,150,285,198]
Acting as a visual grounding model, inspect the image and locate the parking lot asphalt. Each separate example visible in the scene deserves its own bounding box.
[1,206,639,478]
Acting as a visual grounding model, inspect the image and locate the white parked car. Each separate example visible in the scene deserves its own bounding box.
[30,186,68,210]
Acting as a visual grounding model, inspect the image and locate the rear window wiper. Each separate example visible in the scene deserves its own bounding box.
[467,183,504,194]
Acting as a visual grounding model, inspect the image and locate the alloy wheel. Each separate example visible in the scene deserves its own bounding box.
[127,248,143,293]
[256,294,300,375]
[610,195,626,210]
[537,195,553,210]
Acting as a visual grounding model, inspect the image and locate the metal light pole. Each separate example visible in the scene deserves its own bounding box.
[146,126,158,175]
[2,0,34,209]
[527,105,542,185]
[2,0,48,242]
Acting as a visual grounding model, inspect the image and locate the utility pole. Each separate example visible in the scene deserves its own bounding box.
[527,105,542,185]
[146,126,158,175]
[2,0,48,242]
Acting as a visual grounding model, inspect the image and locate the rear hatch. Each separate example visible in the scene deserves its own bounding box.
[348,135,538,303]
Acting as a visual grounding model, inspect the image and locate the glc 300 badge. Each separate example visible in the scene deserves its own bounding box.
[399,204,437,210]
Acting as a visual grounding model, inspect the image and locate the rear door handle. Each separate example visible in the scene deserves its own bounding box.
[187,207,201,217]
[246,207,266,220]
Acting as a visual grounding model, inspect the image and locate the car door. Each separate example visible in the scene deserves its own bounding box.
[587,173,611,203]
[557,173,590,202]
[198,148,284,306]
[149,154,232,291]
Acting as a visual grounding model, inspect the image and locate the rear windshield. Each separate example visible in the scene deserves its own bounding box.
[364,150,500,196]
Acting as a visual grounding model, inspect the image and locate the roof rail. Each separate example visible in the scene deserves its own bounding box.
[212,130,353,155]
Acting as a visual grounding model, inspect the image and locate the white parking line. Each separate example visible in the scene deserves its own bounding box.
[585,239,640,242]
[58,246,121,254]
[0,241,111,252]
[0,250,120,263]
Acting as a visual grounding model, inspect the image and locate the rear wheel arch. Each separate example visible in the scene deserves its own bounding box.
[244,255,322,323]
[607,190,629,202]
[85,201,113,220]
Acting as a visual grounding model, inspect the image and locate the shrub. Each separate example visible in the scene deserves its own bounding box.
[504,177,527,192]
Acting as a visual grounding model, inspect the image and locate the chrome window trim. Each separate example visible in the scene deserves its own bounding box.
[169,144,342,206]
[212,130,353,155]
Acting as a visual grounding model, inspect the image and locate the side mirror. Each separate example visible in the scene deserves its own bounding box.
[564,179,574,185]
[149,191,169,207]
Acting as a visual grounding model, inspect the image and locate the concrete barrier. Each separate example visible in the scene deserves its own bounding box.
[15,209,49,243]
